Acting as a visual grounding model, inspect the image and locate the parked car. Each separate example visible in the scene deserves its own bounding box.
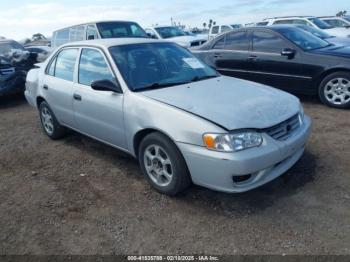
[295,24,350,46]
[208,25,235,40]
[319,16,350,28]
[145,26,206,47]
[193,25,350,108]
[262,16,350,37]
[24,38,311,195]
[51,21,148,48]
[0,39,38,96]
[25,46,53,62]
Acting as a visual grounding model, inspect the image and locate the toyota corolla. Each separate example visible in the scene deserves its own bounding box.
[25,38,312,196]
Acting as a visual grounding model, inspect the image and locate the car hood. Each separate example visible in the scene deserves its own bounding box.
[309,44,350,58]
[164,35,200,44]
[327,36,350,46]
[140,76,300,130]
[324,27,350,37]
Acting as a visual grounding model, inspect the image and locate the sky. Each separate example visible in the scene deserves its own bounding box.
[0,0,348,40]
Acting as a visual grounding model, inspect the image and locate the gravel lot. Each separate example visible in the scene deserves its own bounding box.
[0,94,349,255]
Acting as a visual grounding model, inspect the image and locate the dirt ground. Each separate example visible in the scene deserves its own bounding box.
[0,94,349,255]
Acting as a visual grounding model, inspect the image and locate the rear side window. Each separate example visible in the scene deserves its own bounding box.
[47,57,57,76]
[225,31,249,51]
[253,31,286,53]
[211,26,219,34]
[213,37,225,49]
[55,49,79,81]
[78,48,115,86]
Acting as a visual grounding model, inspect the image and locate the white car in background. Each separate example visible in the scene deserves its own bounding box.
[145,26,206,48]
[318,16,350,28]
[208,25,238,40]
[263,16,350,37]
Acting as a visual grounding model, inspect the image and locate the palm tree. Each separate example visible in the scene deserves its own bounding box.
[203,22,207,28]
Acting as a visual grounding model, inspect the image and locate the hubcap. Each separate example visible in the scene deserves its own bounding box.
[324,77,350,105]
[143,145,173,187]
[41,107,54,135]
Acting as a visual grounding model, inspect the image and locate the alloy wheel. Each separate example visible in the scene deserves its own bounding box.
[324,77,350,106]
[143,144,173,187]
[41,106,54,135]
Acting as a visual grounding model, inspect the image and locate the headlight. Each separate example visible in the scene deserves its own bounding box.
[203,131,263,152]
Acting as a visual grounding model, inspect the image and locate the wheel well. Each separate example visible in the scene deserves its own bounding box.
[36,96,45,108]
[318,68,350,87]
[133,128,160,157]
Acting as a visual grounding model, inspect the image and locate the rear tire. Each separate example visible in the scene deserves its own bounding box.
[138,132,191,196]
[39,101,67,140]
[319,71,350,109]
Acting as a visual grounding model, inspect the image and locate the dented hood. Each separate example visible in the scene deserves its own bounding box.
[141,76,300,130]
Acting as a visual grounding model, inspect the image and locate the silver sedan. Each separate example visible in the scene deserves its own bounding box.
[25,38,312,196]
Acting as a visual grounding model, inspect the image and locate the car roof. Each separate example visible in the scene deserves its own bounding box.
[54,20,140,32]
[59,38,167,49]
[264,16,314,21]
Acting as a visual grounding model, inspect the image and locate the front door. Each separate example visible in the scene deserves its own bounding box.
[248,29,310,93]
[73,48,126,149]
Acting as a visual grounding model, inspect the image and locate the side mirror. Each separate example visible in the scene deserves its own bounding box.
[87,35,95,40]
[281,48,296,59]
[91,79,122,93]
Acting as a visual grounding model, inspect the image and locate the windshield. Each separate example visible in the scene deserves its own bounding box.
[0,41,26,55]
[308,18,333,29]
[296,25,332,39]
[109,42,218,91]
[345,16,350,22]
[155,27,186,39]
[277,27,331,51]
[96,22,148,38]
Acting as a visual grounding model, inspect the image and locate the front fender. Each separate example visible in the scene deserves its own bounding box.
[124,92,225,156]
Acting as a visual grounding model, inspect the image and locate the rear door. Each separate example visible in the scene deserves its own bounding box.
[73,47,126,148]
[248,29,308,92]
[211,30,252,78]
[42,48,79,127]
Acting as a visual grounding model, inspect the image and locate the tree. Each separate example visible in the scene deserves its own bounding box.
[203,22,207,28]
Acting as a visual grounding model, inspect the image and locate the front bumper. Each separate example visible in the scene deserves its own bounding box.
[0,71,26,96]
[177,115,312,193]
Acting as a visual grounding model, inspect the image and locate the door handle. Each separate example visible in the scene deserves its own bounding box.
[214,53,222,58]
[43,85,49,90]
[73,94,82,101]
[248,55,258,61]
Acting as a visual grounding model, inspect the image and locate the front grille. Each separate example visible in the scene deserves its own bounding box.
[0,67,15,75]
[265,114,301,141]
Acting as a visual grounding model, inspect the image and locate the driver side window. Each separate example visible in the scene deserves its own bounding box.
[252,31,286,53]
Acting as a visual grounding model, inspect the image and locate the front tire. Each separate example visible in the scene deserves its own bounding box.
[39,101,67,139]
[139,132,191,196]
[319,71,350,109]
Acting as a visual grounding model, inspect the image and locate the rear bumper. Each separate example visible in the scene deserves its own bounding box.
[0,71,26,96]
[177,115,312,193]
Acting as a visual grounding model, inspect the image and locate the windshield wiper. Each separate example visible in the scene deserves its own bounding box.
[189,75,219,82]
[134,81,191,92]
